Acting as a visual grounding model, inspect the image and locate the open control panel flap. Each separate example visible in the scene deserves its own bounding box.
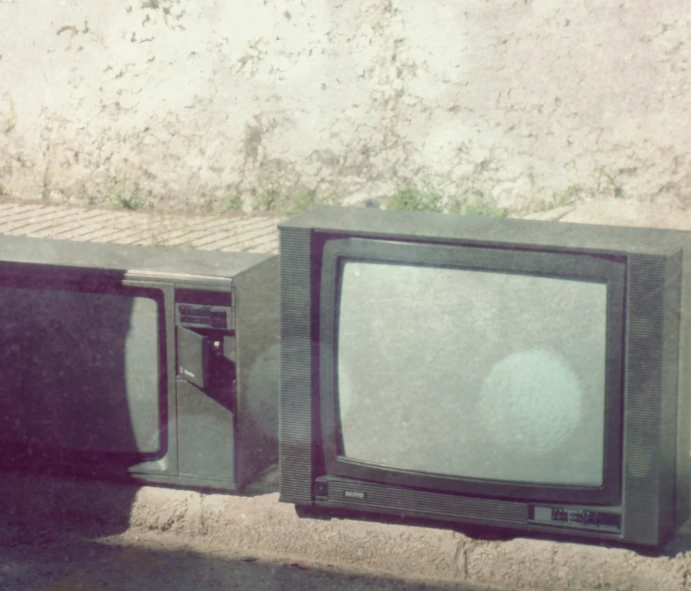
[177,326,210,389]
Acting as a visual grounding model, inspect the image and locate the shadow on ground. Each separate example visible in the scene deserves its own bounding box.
[0,519,495,591]
[0,470,137,538]
[0,463,279,542]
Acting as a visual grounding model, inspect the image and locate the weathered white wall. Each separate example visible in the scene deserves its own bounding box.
[1,0,690,212]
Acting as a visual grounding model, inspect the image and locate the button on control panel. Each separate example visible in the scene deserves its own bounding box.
[530,506,621,532]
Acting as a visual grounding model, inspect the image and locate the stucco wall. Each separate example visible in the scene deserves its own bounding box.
[1,0,690,213]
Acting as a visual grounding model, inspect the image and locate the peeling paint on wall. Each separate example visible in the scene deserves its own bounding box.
[0,0,690,213]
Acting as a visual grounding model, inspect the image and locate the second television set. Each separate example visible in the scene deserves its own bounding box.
[279,206,691,548]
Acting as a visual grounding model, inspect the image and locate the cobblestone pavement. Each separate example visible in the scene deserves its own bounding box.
[0,201,285,254]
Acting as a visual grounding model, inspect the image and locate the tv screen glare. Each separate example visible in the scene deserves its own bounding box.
[337,261,606,487]
[0,285,161,455]
[0,234,280,492]
[279,205,691,548]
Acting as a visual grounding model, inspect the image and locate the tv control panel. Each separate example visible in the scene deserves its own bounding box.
[174,288,235,391]
[529,506,621,533]
[176,303,233,330]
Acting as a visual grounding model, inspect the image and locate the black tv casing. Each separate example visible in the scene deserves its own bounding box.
[0,234,279,492]
[278,205,691,548]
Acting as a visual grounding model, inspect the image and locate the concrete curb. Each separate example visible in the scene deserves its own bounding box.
[1,469,689,591]
[3,197,691,590]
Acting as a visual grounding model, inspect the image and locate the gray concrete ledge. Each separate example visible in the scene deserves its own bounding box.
[1,469,690,591]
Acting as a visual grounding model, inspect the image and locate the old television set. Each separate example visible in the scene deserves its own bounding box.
[0,234,279,492]
[279,205,691,547]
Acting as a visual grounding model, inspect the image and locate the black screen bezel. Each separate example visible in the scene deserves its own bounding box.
[318,237,626,506]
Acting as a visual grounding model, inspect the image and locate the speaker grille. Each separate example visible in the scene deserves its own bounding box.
[279,227,315,504]
[622,252,681,545]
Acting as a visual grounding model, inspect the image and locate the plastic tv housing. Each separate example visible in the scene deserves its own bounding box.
[278,205,691,548]
[0,234,279,492]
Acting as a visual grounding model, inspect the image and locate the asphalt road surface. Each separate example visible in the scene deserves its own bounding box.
[0,520,497,591]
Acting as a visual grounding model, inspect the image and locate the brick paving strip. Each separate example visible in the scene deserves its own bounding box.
[0,201,286,254]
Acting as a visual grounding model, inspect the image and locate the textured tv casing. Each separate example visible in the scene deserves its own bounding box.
[0,234,279,492]
[279,205,691,547]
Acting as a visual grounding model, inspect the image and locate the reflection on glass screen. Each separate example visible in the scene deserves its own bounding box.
[0,287,160,454]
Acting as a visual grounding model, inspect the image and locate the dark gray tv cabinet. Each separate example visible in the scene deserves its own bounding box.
[0,234,279,493]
